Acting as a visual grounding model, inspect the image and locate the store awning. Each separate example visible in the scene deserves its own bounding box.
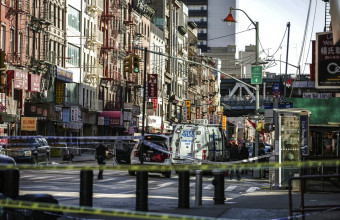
[98,111,122,126]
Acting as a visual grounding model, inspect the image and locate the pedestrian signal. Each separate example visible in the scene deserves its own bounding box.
[124,56,132,73]
[133,55,140,73]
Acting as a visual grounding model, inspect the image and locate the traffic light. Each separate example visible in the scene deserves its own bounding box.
[124,55,132,74]
[132,55,140,73]
[0,49,5,70]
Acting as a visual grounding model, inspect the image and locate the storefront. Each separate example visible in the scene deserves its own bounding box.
[98,111,124,136]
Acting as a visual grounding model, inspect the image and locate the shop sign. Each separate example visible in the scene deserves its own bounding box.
[28,74,41,92]
[132,105,140,115]
[185,100,191,107]
[182,108,187,122]
[98,116,104,125]
[316,32,340,88]
[56,66,73,83]
[196,107,200,119]
[187,107,191,120]
[62,108,70,123]
[6,70,28,90]
[21,117,37,131]
[147,74,158,98]
[147,102,153,109]
[55,81,64,104]
[151,99,157,109]
[71,107,79,121]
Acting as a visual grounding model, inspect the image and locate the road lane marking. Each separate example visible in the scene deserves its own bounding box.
[203,184,214,190]
[225,185,237,191]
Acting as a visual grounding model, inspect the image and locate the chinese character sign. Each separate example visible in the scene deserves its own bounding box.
[316,32,340,88]
[147,74,158,98]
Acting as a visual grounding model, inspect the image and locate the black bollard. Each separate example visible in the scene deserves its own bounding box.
[212,170,225,204]
[136,171,148,211]
[178,171,190,208]
[80,170,93,207]
[4,169,19,199]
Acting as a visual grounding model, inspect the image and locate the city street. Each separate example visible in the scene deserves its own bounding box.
[18,159,270,212]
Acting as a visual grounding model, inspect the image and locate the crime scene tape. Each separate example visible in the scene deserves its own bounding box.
[0,199,219,220]
[0,135,144,140]
[0,159,339,172]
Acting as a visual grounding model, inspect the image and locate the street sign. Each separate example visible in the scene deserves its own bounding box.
[251,66,262,84]
[272,82,281,96]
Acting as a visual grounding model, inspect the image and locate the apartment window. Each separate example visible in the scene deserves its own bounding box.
[67,6,80,31]
[26,27,29,56]
[67,44,80,66]
[10,0,14,8]
[18,32,23,55]
[10,29,14,61]
[1,25,5,50]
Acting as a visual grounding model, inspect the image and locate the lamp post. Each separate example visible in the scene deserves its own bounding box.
[224,7,261,178]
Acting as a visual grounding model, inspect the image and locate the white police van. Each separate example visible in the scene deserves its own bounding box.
[170,119,229,165]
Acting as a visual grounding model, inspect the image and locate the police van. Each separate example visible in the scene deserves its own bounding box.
[170,119,229,165]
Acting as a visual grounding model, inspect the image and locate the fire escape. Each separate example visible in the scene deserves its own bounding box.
[100,0,123,110]
[27,0,52,75]
[5,0,26,67]
[85,0,104,86]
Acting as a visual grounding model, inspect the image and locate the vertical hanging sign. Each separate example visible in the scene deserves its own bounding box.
[185,100,191,120]
[147,74,158,98]
[196,107,200,119]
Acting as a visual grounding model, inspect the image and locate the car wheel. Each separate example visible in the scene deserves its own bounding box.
[128,170,135,176]
[163,172,171,178]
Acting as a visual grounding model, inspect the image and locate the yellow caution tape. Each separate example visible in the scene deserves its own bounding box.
[0,199,216,220]
[0,159,339,171]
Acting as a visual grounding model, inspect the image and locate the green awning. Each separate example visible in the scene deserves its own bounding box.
[286,98,340,125]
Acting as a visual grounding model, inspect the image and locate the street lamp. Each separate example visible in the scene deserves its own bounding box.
[224,7,262,178]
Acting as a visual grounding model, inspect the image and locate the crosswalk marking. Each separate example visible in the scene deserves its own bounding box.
[116,179,135,184]
[190,183,195,187]
[157,182,175,188]
[203,184,214,190]
[246,187,260,193]
[225,186,237,191]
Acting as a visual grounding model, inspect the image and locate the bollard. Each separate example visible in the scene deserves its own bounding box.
[136,171,148,211]
[212,170,225,204]
[80,170,93,207]
[4,169,19,199]
[178,171,190,208]
[195,170,203,206]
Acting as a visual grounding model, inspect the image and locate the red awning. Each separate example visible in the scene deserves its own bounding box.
[98,111,121,118]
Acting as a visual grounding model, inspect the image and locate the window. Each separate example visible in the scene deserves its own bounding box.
[67,6,80,31]
[67,44,80,66]
[10,29,14,61]
[26,27,29,56]
[1,25,5,50]
[18,32,23,55]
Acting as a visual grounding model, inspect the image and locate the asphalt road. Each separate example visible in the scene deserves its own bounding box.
[18,160,270,212]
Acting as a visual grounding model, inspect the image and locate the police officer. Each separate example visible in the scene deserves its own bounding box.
[96,141,107,180]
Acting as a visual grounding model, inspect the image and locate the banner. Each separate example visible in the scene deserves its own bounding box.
[147,74,158,98]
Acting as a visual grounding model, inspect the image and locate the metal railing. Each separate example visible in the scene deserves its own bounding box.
[288,174,340,219]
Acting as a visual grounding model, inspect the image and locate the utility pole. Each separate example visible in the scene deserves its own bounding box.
[284,22,290,98]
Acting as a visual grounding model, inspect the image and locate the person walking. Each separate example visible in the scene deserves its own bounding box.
[229,142,241,180]
[258,143,266,178]
[239,141,249,175]
[96,141,108,180]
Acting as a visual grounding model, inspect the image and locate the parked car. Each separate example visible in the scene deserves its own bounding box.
[4,137,50,164]
[0,154,15,165]
[129,134,172,178]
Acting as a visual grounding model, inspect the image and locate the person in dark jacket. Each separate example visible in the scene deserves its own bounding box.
[229,142,241,180]
[239,142,249,174]
[96,141,108,180]
[258,143,266,178]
